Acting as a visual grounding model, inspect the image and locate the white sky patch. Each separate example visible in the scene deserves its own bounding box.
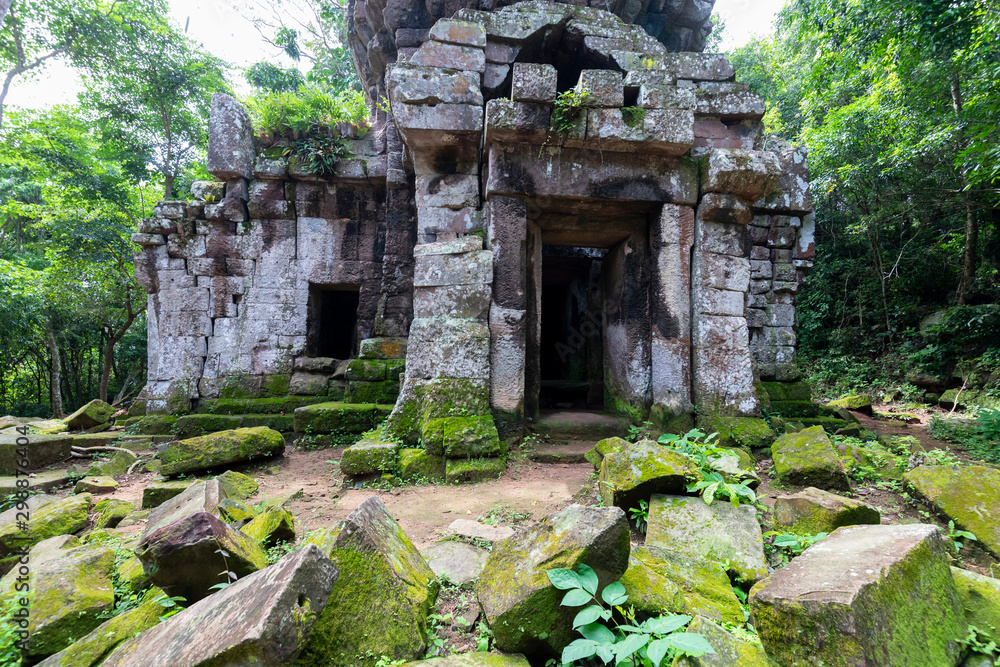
[5,0,783,111]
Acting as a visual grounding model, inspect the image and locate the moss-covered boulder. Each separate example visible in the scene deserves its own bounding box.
[92,499,135,530]
[216,497,259,523]
[951,567,1000,642]
[445,457,506,483]
[599,440,699,511]
[773,487,880,534]
[672,616,772,666]
[399,448,446,482]
[646,494,767,585]
[217,469,258,499]
[87,450,136,478]
[340,440,399,476]
[826,395,873,413]
[399,653,531,666]
[25,543,115,660]
[759,381,812,402]
[476,504,629,659]
[749,524,965,666]
[620,546,744,626]
[159,426,284,476]
[141,478,197,509]
[421,540,489,587]
[838,440,908,481]
[35,596,162,667]
[904,465,1000,558]
[101,545,338,667]
[0,493,92,558]
[296,496,439,667]
[242,508,296,548]
[66,399,117,430]
[293,401,377,434]
[142,479,226,540]
[771,426,850,491]
[135,511,267,603]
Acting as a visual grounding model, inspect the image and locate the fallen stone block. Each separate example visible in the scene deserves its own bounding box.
[672,616,772,666]
[93,499,135,530]
[26,543,115,660]
[904,464,1000,558]
[477,504,629,658]
[0,470,74,496]
[340,440,399,476]
[445,457,506,483]
[399,448,446,482]
[142,479,226,540]
[217,469,258,499]
[399,654,530,666]
[140,478,197,509]
[0,434,73,475]
[0,493,91,558]
[646,494,768,584]
[620,546,745,626]
[241,507,295,548]
[749,523,965,665]
[422,540,488,586]
[598,439,699,512]
[36,596,162,667]
[65,399,117,430]
[74,476,119,494]
[296,496,439,667]
[135,511,267,603]
[101,545,338,666]
[773,486,880,534]
[771,425,850,491]
[293,401,377,434]
[952,566,1000,642]
[158,426,285,476]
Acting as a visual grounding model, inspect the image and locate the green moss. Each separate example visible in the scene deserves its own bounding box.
[413,379,490,421]
[701,415,775,450]
[198,396,328,415]
[771,426,850,491]
[0,494,92,558]
[174,414,243,438]
[952,567,1000,641]
[217,498,260,523]
[293,402,377,434]
[242,508,296,548]
[341,442,399,476]
[130,415,177,435]
[347,380,400,405]
[443,416,502,459]
[760,381,812,402]
[217,470,259,499]
[260,373,291,397]
[769,400,827,418]
[66,399,117,429]
[649,405,695,436]
[827,395,873,411]
[399,449,446,482]
[445,457,506,483]
[159,426,285,476]
[598,441,697,511]
[675,616,771,666]
[621,546,744,625]
[397,653,530,666]
[141,479,196,508]
[42,599,161,666]
[93,499,134,530]
[904,465,1000,558]
[346,360,388,381]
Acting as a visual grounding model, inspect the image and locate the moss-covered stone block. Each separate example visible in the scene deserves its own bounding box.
[346,359,387,381]
[26,543,115,660]
[649,405,695,436]
[91,499,135,530]
[295,496,439,667]
[646,494,768,585]
[114,555,150,595]
[673,616,773,666]
[905,465,1000,558]
[86,450,135,477]
[130,415,177,435]
[340,441,399,476]
[445,457,506,483]
[293,402,376,434]
[701,415,775,450]
[399,448,446,482]
[952,566,1000,642]
[216,498,260,524]
[444,416,502,459]
[413,378,490,421]
[240,413,295,432]
[241,508,295,548]
[159,426,285,476]
[774,487,880,534]
[173,414,241,438]
[74,476,119,494]
[598,440,699,512]
[769,400,826,418]
[198,396,328,415]
[771,426,850,491]
[585,436,629,469]
[141,479,197,509]
[839,441,907,481]
[217,470,259,499]
[760,381,812,402]
[0,434,73,475]
[347,380,400,404]
[476,504,629,658]
[260,373,291,397]
[0,493,92,558]
[37,598,162,667]
[359,337,408,360]
[65,399,117,431]
[827,394,873,412]
[750,524,966,666]
[620,546,744,626]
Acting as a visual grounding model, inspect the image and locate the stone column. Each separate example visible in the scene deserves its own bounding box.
[649,204,695,417]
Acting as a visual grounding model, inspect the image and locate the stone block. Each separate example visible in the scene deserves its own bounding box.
[696,219,749,257]
[774,486,880,534]
[771,426,850,491]
[512,62,557,103]
[410,41,486,73]
[702,149,782,201]
[428,20,486,48]
[691,313,758,414]
[577,69,624,107]
[414,282,491,319]
[485,98,551,145]
[693,252,750,292]
[750,524,965,666]
[415,173,480,209]
[695,286,745,317]
[695,90,766,120]
[416,206,484,236]
[584,108,694,156]
[406,317,490,380]
[697,192,753,226]
[131,233,165,246]
[659,53,735,81]
[393,102,483,135]
[489,305,526,414]
[389,66,484,106]
[207,93,255,180]
[413,249,492,287]
[637,84,696,110]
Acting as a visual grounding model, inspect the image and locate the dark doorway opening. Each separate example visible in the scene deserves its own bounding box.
[308,285,360,359]
[539,246,605,410]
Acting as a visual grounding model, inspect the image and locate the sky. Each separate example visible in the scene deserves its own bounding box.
[4,0,784,111]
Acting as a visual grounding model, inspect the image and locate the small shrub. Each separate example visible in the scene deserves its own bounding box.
[551,88,594,134]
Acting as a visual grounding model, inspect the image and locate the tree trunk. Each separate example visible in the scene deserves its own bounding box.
[958,198,979,304]
[100,317,137,403]
[45,320,64,418]
[163,173,174,200]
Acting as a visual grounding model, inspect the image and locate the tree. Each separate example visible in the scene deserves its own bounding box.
[81,12,230,199]
[0,0,160,128]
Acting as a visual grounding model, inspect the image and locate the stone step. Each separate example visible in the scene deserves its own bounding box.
[0,470,75,496]
[174,413,295,438]
[292,402,395,434]
[193,396,330,416]
[528,441,593,464]
[530,410,627,440]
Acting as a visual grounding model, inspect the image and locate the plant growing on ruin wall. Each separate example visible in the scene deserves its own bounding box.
[551,88,594,134]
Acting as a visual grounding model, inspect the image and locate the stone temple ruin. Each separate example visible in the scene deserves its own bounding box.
[130,0,814,470]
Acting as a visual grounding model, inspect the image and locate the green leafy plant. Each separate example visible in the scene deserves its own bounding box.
[156,594,187,621]
[658,429,756,507]
[923,448,961,465]
[978,408,1000,442]
[628,421,653,443]
[945,520,977,553]
[687,471,757,507]
[621,106,645,128]
[764,531,828,565]
[551,88,595,134]
[546,563,714,666]
[291,134,350,176]
[208,545,239,591]
[629,500,649,533]
[960,625,1000,665]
